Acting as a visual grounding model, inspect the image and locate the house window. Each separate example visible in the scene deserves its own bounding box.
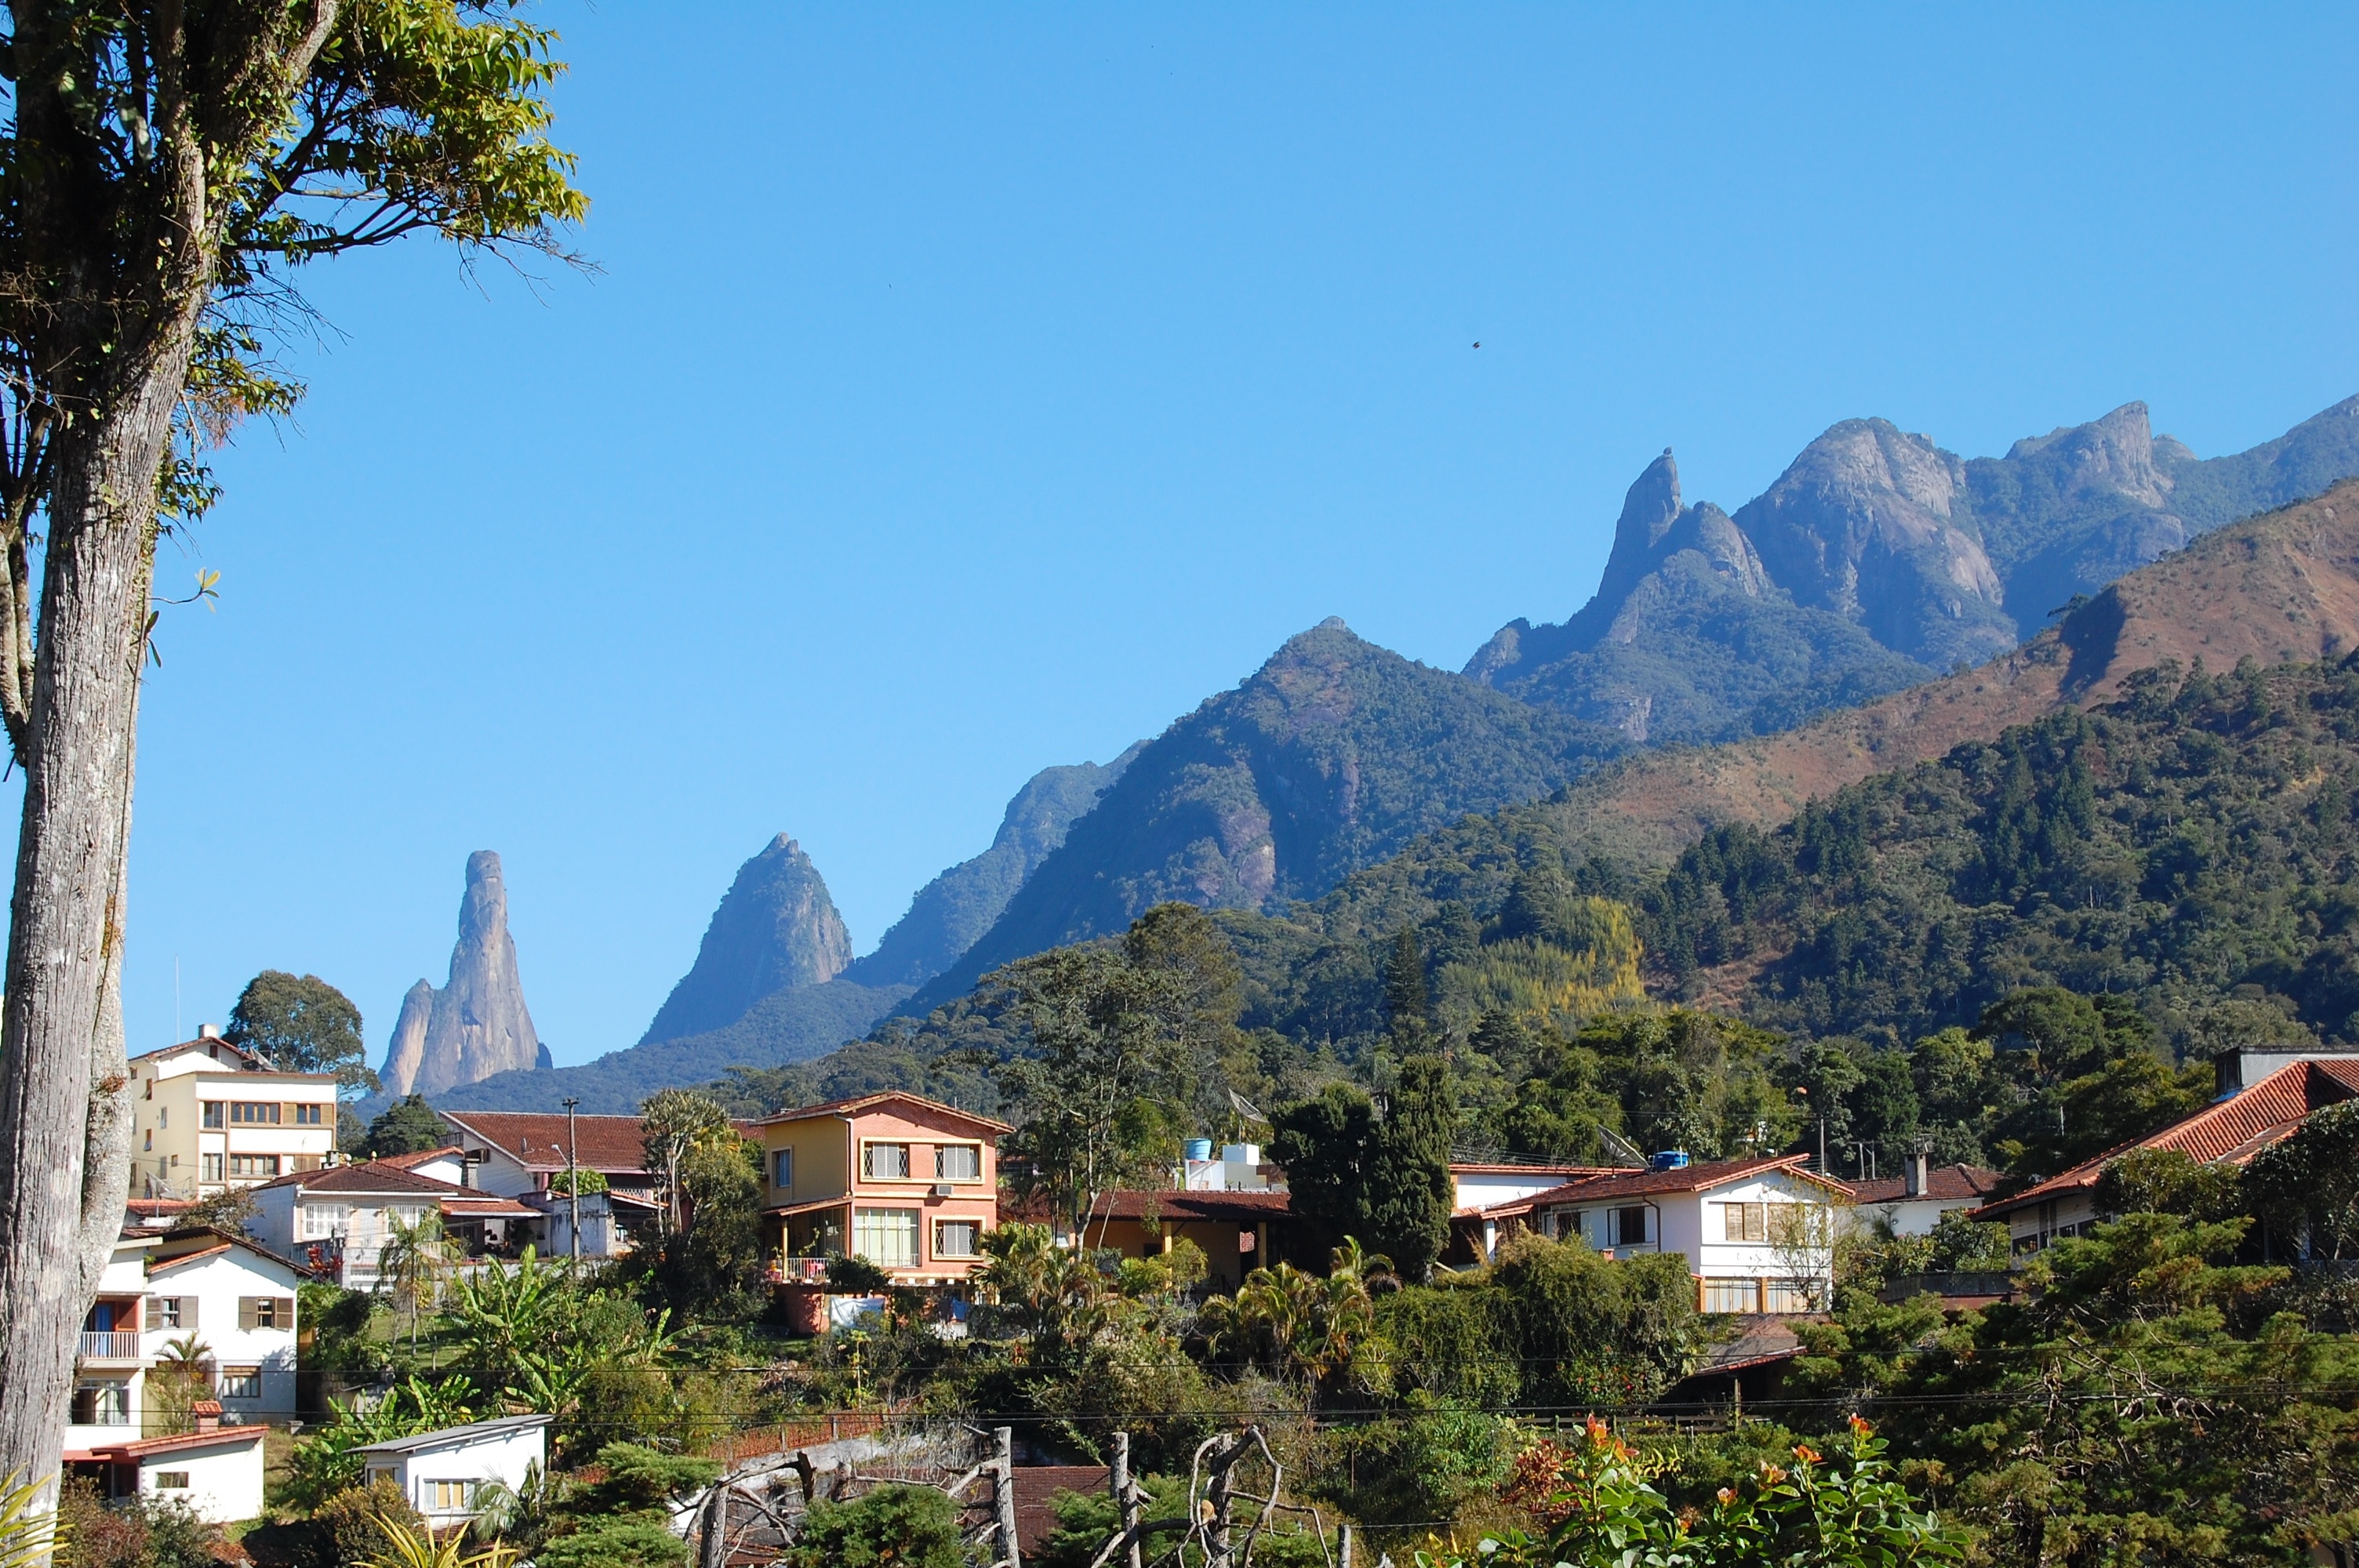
[227,1154,279,1179]
[151,1296,188,1330]
[1767,1203,1815,1247]
[202,1102,224,1129]
[293,1103,324,1126]
[239,1297,294,1332]
[427,1480,479,1512]
[934,1220,980,1258]
[1701,1278,1761,1314]
[152,1472,190,1490]
[1719,1203,1768,1243]
[158,1107,167,1128]
[72,1383,131,1425]
[365,1468,398,1491]
[864,1143,911,1180]
[144,1131,153,1152]
[935,1144,981,1181]
[229,1102,281,1125]
[201,1153,224,1184]
[1764,1279,1821,1314]
[772,1149,793,1190]
[218,1367,262,1400]
[302,1204,351,1240]
[852,1207,919,1269]
[1614,1207,1649,1246]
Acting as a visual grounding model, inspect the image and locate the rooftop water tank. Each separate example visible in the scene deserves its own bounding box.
[1183,1138,1215,1161]
[1649,1150,1690,1171]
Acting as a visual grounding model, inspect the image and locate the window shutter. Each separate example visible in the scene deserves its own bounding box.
[145,1296,164,1331]
[278,1296,296,1330]
[181,1297,197,1332]
[238,1298,258,1332]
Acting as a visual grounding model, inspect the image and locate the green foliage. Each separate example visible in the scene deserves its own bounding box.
[2248,1098,2359,1261]
[533,1519,687,1568]
[57,1477,225,1568]
[2093,1146,2248,1224]
[1202,1240,1390,1392]
[1373,1277,1521,1409]
[1648,659,2359,1061]
[1488,1235,1699,1408]
[1030,1476,1192,1568]
[547,1166,609,1195]
[1268,1084,1380,1258]
[226,970,377,1094]
[824,1254,892,1294]
[362,1094,453,1158]
[316,1482,427,1568]
[1418,1417,1965,1567]
[1364,1055,1454,1279]
[568,1446,719,1518]
[1320,1400,1514,1534]
[628,1124,765,1315]
[276,1377,476,1512]
[783,1484,965,1568]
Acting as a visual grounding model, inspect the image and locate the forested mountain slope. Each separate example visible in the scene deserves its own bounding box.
[900,619,1626,1014]
[1652,654,2359,1047]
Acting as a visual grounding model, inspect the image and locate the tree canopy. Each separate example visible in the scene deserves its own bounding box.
[224,970,375,1094]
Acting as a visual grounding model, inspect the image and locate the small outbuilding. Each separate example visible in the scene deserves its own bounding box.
[354,1414,551,1522]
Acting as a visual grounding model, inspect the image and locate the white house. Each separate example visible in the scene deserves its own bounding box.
[124,1031,341,1200]
[1448,1161,1616,1214]
[1459,1154,1848,1314]
[355,1414,551,1522]
[249,1158,537,1287]
[1843,1158,2006,1238]
[62,1222,300,1522]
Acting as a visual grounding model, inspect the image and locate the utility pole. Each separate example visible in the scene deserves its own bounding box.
[562,1096,582,1266]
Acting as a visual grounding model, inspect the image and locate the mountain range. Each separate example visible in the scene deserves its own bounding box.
[424,392,2359,1115]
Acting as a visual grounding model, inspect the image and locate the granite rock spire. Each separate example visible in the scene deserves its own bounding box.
[379,851,543,1097]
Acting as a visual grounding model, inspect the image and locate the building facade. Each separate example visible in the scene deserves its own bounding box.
[1460,1155,1847,1314]
[248,1159,535,1288]
[125,1033,340,1200]
[356,1415,551,1524]
[754,1092,1009,1287]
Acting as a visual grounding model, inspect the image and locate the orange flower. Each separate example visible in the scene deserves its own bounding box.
[1716,1487,1737,1507]
[1849,1414,1873,1438]
[1793,1443,1821,1465]
[1760,1464,1787,1485]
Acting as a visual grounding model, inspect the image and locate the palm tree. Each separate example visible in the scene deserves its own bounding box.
[147,1334,216,1435]
[378,1210,461,1356]
[1205,1237,1392,1389]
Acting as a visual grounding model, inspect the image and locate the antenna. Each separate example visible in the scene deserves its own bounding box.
[1596,1123,1647,1168]
[174,956,181,1044]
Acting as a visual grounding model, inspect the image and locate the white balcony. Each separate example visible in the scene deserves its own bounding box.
[78,1330,140,1361]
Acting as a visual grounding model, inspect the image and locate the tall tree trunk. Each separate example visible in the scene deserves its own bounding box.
[0,328,184,1502]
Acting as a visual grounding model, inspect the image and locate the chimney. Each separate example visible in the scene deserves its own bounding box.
[192,1399,223,1432]
[1906,1152,1928,1198]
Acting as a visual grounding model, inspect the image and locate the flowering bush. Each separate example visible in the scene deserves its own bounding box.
[1419,1416,1966,1567]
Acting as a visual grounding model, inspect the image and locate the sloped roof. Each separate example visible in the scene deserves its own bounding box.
[1475,1155,1841,1218]
[64,1425,269,1463]
[351,1414,551,1456]
[1845,1163,2008,1206]
[755,1091,1013,1135]
[438,1111,660,1174]
[1976,1058,2359,1221]
[147,1227,307,1281]
[1008,1189,1292,1225]
[376,1145,464,1171]
[256,1159,471,1198]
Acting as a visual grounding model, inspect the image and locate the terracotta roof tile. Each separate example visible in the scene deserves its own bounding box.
[755,1091,1013,1135]
[1978,1059,2359,1219]
[438,1112,671,1174]
[256,1159,472,1197]
[1474,1155,1839,1218]
[1009,1189,1292,1225]
[1845,1164,2008,1206]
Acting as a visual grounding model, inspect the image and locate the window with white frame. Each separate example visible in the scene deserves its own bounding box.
[302,1203,351,1240]
[218,1367,261,1400]
[772,1149,793,1190]
[934,1144,981,1181]
[71,1382,130,1425]
[863,1142,911,1179]
[152,1472,190,1490]
[427,1480,479,1512]
[1701,1277,1760,1314]
[934,1219,980,1258]
[852,1207,919,1269]
[201,1152,224,1183]
[1764,1279,1821,1313]
[1613,1206,1649,1246]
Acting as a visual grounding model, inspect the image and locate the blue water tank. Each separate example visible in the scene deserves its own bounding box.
[1183,1138,1215,1161]
[1649,1149,1690,1171]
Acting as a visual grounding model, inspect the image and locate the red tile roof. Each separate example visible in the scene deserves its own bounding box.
[256,1159,471,1197]
[1977,1058,2359,1220]
[1845,1163,2008,1206]
[66,1424,270,1462]
[438,1111,667,1174]
[376,1145,464,1171]
[1475,1155,1841,1218]
[755,1091,1013,1135]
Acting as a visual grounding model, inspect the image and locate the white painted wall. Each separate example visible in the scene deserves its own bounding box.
[138,1435,267,1523]
[144,1247,302,1417]
[362,1424,548,1520]
[1533,1170,1839,1312]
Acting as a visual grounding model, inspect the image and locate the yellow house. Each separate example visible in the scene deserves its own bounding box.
[126,1032,341,1199]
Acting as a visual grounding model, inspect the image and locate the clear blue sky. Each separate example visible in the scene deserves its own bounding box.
[69,5,2359,1069]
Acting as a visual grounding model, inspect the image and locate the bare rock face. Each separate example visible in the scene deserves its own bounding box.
[638,835,852,1046]
[379,851,543,1097]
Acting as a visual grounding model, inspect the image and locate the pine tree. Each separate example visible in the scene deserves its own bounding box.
[1365,1054,1455,1280]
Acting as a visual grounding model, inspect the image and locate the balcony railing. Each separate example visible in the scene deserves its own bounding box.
[769,1257,835,1285]
[78,1331,140,1360]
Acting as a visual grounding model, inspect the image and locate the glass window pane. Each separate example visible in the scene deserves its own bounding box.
[936,1145,980,1181]
[852,1208,918,1269]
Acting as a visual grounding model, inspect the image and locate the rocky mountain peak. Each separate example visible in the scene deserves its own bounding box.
[379,851,543,1098]
[2004,401,2172,507]
[638,833,852,1046]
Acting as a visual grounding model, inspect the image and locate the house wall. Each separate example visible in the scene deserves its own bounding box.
[1853,1194,1982,1239]
[138,1436,267,1523]
[1534,1171,1840,1314]
[366,1427,547,1520]
[1076,1216,1262,1293]
[762,1117,849,1213]
[128,1052,337,1198]
[759,1102,1002,1282]
[1997,1192,2098,1254]
[146,1250,302,1419]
